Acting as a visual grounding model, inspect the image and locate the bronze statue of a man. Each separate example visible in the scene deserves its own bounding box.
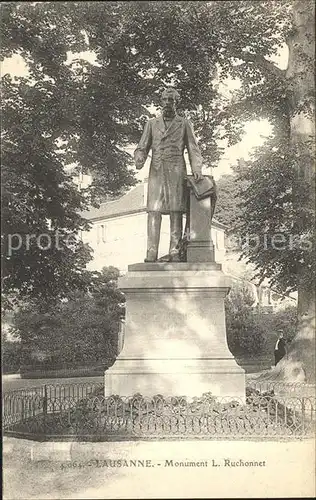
[134,87,203,262]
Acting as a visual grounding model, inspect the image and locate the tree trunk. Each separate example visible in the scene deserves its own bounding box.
[261,0,315,383]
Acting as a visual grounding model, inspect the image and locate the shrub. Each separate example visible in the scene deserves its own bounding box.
[254,306,297,344]
[12,266,125,376]
[225,284,267,356]
[225,284,297,358]
[2,339,21,374]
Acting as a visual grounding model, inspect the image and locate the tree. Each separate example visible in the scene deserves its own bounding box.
[1,2,138,307]
[213,167,248,232]
[213,174,239,229]
[225,284,267,356]
[2,328,21,374]
[11,266,125,376]
[1,1,222,305]
[233,1,315,382]
[0,1,288,304]
[283,0,315,383]
[225,284,298,375]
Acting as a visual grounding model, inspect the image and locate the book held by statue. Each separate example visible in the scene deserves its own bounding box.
[187,175,216,200]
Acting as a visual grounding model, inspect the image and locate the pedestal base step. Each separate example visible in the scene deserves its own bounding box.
[105,358,246,401]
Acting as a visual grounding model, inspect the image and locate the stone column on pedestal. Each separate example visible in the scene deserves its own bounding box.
[186,175,215,263]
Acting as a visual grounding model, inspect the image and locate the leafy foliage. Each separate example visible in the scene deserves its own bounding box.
[232,137,315,295]
[213,168,248,233]
[257,306,297,344]
[1,1,305,305]
[225,284,267,356]
[225,282,298,367]
[11,267,124,372]
[230,0,315,300]
[2,335,21,374]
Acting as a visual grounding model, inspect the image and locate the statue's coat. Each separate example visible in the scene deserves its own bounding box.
[134,115,203,214]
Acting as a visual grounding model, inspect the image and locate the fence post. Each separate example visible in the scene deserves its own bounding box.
[21,397,25,423]
[301,398,305,435]
[43,384,48,434]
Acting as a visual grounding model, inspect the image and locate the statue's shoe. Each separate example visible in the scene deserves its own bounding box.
[147,254,182,263]
[169,254,181,262]
[157,254,170,262]
[144,248,158,262]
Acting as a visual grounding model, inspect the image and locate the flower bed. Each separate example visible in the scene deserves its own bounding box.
[4,388,315,440]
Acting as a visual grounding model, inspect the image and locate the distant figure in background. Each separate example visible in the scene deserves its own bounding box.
[274,331,287,366]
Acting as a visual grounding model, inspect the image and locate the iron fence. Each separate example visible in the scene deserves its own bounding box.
[2,382,103,429]
[3,381,104,398]
[3,385,316,440]
[247,380,316,398]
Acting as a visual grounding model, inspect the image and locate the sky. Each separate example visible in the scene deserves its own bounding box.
[2,44,288,182]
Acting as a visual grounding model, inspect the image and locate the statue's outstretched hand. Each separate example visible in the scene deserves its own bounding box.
[135,160,144,170]
[193,172,204,182]
[134,151,145,170]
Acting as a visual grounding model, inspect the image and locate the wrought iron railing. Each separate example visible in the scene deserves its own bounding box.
[3,385,315,440]
[247,380,316,397]
[3,382,103,430]
[3,381,104,398]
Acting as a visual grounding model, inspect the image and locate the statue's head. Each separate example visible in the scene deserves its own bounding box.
[161,87,180,116]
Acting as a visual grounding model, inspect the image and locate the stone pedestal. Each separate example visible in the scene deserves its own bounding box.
[105,262,245,400]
